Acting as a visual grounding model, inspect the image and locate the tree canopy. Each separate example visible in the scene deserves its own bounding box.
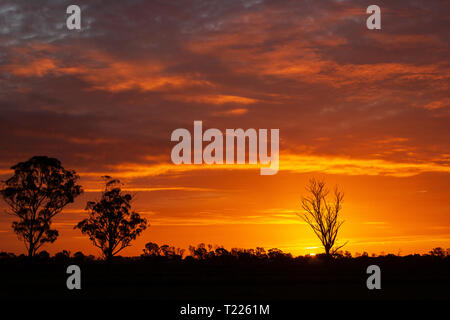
[75,176,147,260]
[0,156,82,257]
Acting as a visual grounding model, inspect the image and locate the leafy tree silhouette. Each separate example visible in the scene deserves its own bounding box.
[54,250,71,262]
[298,178,347,258]
[142,242,185,260]
[189,243,209,260]
[160,245,185,259]
[143,242,161,256]
[75,176,147,261]
[0,156,82,258]
[429,247,445,257]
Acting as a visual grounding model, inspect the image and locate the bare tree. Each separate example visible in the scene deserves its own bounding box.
[298,178,347,257]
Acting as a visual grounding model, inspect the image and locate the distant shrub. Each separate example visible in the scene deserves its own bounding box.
[143,242,184,260]
[54,250,71,261]
[37,250,50,260]
[429,247,445,257]
[73,251,86,260]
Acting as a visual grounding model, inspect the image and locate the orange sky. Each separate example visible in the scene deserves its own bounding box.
[0,0,449,257]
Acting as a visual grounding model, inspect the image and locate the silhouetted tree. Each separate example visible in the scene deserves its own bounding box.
[215,247,230,257]
[161,245,184,259]
[37,250,50,260]
[189,243,209,260]
[429,247,445,257]
[0,252,16,260]
[142,242,184,260]
[298,178,347,258]
[143,242,160,256]
[255,247,267,259]
[73,251,86,262]
[54,250,71,261]
[268,248,289,260]
[0,156,82,258]
[75,176,147,261]
[160,245,183,258]
[231,248,252,260]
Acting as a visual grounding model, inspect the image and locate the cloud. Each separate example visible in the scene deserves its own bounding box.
[71,153,450,179]
[83,186,216,192]
[212,108,249,116]
[0,0,448,189]
[424,98,450,110]
[2,44,209,93]
[168,95,257,105]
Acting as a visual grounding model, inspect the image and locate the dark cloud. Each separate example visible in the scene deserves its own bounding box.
[0,0,448,176]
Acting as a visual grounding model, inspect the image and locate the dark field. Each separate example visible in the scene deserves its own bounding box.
[1,255,448,301]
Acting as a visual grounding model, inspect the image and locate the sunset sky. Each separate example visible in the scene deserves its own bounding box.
[0,0,449,257]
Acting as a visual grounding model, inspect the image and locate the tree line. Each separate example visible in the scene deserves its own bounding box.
[1,243,448,263]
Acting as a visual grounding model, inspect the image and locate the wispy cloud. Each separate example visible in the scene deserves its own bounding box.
[76,153,450,178]
[84,186,217,193]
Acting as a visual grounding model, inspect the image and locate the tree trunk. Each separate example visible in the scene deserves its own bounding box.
[27,243,35,264]
[106,247,113,262]
[325,246,332,260]
[28,243,34,258]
